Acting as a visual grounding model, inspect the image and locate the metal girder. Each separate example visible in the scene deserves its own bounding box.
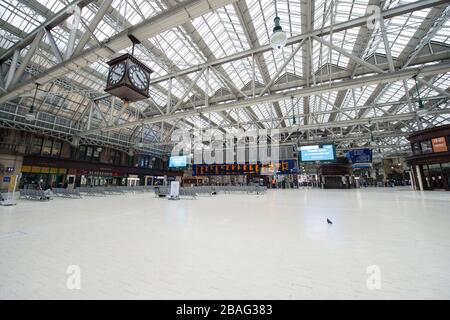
[313,35,386,75]
[148,0,447,85]
[44,28,63,63]
[163,0,265,129]
[72,0,114,57]
[328,0,379,123]
[356,4,449,120]
[417,78,450,98]
[170,68,205,114]
[258,40,306,97]
[0,0,94,63]
[301,0,314,128]
[10,29,44,87]
[232,0,285,127]
[4,50,20,90]
[0,0,238,104]
[79,62,450,135]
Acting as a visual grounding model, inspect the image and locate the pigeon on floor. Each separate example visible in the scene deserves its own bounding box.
[327,218,333,225]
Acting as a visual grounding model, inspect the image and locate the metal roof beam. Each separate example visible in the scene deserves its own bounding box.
[148,0,447,84]
[0,0,237,104]
[79,62,450,135]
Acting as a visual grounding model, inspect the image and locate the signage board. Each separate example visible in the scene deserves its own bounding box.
[431,137,448,153]
[169,155,188,168]
[299,144,335,162]
[192,160,296,176]
[169,181,180,198]
[345,148,373,163]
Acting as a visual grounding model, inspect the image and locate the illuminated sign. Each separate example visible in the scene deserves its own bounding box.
[169,155,188,168]
[192,160,296,176]
[431,137,448,153]
[345,148,372,163]
[299,144,335,162]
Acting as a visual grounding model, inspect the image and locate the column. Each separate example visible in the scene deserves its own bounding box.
[409,169,416,190]
[415,165,424,191]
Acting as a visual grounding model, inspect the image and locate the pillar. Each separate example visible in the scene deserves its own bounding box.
[415,165,424,191]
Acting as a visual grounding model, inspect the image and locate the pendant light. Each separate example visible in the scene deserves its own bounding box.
[270,0,287,50]
[413,75,428,117]
[291,96,297,125]
[25,83,38,121]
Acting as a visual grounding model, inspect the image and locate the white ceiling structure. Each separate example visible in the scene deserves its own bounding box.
[0,0,449,157]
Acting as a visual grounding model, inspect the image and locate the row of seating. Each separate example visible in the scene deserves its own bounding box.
[52,188,82,198]
[188,185,267,195]
[154,185,267,199]
[19,189,50,201]
[20,184,266,201]
[20,185,157,200]
[77,185,156,197]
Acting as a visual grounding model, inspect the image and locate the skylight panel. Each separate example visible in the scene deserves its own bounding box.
[149,28,204,71]
[36,0,65,13]
[315,0,370,30]
[1,0,42,34]
[432,18,450,45]
[377,81,405,104]
[191,4,250,62]
[0,29,18,49]
[373,7,431,58]
[246,0,274,47]
[344,83,377,108]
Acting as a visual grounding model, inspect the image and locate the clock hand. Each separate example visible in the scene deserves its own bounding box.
[136,72,146,85]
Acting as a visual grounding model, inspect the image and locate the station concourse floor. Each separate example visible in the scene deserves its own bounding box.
[0,187,449,300]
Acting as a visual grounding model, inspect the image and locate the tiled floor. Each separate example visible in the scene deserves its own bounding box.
[0,187,449,299]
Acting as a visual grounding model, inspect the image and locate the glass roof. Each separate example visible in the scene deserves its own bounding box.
[0,0,449,155]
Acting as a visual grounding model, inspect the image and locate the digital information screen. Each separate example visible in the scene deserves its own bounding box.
[299,144,335,162]
[345,148,373,163]
[169,155,188,168]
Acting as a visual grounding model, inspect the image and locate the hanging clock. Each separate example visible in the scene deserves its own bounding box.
[105,53,153,102]
[128,65,149,91]
[107,62,125,86]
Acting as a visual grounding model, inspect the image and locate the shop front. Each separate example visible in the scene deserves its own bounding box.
[20,156,182,189]
[69,168,125,187]
[191,160,299,187]
[20,165,67,189]
[407,124,450,191]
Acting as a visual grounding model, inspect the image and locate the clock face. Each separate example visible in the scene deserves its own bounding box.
[128,65,149,91]
[108,62,125,86]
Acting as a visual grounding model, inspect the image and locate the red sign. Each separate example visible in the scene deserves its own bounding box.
[431,137,448,153]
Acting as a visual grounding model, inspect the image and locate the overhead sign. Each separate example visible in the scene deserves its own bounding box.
[3,176,11,182]
[169,155,188,168]
[431,137,448,153]
[345,148,373,163]
[192,160,296,176]
[299,144,335,162]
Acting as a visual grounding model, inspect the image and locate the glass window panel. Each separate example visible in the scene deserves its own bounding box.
[42,139,52,156]
[421,140,433,154]
[51,140,61,157]
[31,136,43,155]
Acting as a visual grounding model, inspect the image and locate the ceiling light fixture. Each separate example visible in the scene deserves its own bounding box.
[291,96,297,125]
[25,83,39,121]
[270,1,287,50]
[413,75,428,117]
